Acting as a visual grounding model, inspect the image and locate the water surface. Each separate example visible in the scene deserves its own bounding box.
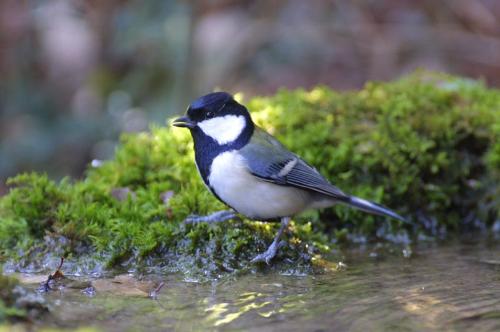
[15,239,500,331]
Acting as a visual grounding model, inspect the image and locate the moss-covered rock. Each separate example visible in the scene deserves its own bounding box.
[0,269,48,323]
[0,273,25,322]
[0,71,498,276]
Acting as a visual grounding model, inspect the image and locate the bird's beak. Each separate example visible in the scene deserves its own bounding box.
[172,116,196,128]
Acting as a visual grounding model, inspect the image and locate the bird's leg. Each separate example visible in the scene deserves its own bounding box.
[183,210,238,224]
[251,217,291,264]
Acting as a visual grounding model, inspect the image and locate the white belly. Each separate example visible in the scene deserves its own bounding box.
[208,151,312,219]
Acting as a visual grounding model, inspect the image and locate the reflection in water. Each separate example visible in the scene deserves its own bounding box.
[15,239,500,331]
[205,292,273,326]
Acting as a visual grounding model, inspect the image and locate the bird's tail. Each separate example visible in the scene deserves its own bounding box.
[342,196,407,223]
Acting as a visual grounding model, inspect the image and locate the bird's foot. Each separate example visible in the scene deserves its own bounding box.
[251,240,286,264]
[251,217,291,265]
[183,210,238,224]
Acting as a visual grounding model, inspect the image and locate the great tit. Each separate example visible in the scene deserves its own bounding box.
[173,92,405,264]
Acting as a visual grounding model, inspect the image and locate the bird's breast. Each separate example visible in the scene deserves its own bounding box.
[208,150,312,219]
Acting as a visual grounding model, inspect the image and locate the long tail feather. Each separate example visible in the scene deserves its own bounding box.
[343,196,408,223]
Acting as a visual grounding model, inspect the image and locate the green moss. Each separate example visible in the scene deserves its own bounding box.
[0,71,499,276]
[250,72,500,232]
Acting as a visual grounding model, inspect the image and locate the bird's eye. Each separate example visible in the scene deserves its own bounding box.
[206,112,214,119]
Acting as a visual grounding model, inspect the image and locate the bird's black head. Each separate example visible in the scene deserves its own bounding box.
[186,92,233,123]
[173,92,255,187]
[173,92,254,146]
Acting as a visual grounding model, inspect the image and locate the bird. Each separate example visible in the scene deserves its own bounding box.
[173,92,406,264]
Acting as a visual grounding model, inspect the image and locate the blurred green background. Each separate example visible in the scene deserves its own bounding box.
[1,0,500,194]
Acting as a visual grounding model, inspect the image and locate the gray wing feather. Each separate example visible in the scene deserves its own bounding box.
[240,128,348,200]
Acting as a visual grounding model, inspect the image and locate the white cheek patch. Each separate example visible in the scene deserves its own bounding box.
[198,115,246,145]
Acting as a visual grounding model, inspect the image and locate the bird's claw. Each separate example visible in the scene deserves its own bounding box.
[251,240,286,264]
[251,252,274,265]
[183,210,238,224]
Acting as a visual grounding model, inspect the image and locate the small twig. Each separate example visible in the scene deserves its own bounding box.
[39,257,65,293]
[149,281,165,300]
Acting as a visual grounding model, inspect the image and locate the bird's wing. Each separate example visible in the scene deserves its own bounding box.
[239,127,348,200]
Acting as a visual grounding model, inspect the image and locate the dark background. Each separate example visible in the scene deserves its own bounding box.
[1,0,500,194]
